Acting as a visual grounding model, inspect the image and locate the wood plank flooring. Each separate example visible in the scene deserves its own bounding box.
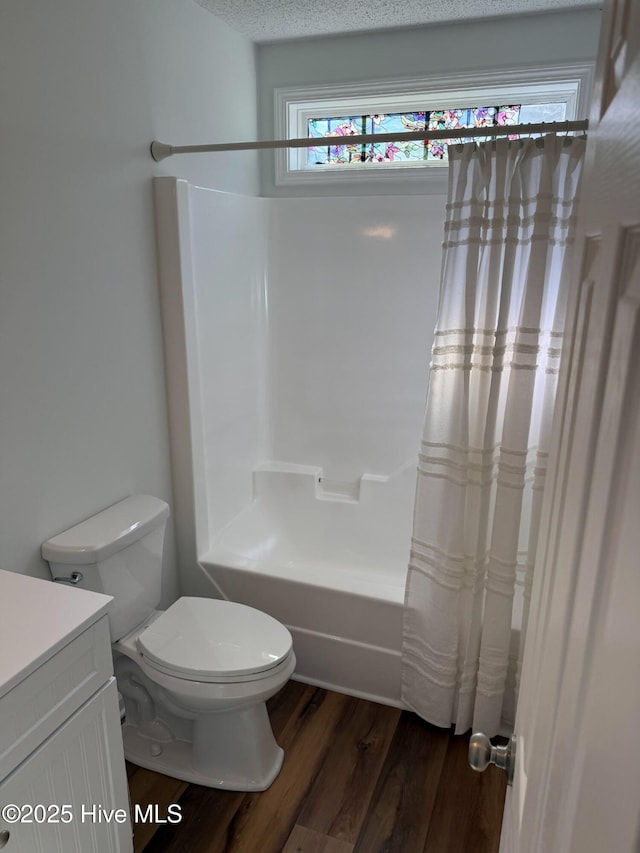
[128,680,507,853]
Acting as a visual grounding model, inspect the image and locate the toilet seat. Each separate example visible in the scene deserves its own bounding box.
[136,597,293,684]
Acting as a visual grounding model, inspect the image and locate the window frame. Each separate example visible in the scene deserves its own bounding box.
[274,63,594,192]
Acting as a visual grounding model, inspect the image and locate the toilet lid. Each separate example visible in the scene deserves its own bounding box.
[137,597,292,680]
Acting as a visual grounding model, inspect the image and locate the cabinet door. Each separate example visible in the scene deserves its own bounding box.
[0,678,132,853]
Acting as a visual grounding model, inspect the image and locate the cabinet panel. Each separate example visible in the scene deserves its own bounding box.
[0,617,113,779]
[0,678,132,853]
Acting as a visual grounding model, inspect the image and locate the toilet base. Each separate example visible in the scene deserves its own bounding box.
[122,715,284,791]
[115,647,295,792]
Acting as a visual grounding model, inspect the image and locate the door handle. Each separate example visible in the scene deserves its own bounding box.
[468,733,516,785]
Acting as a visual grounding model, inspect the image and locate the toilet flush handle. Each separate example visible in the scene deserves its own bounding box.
[53,571,84,586]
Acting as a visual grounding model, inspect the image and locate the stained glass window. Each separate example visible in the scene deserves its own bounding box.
[306,102,565,166]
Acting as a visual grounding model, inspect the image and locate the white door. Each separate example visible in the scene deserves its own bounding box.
[499,2,640,851]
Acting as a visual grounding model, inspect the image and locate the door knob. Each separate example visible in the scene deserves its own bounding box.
[468,732,516,785]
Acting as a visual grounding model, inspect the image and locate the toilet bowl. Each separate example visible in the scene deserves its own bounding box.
[112,597,295,790]
[42,495,295,791]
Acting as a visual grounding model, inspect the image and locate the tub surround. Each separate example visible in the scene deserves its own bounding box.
[217,462,416,584]
[155,178,439,706]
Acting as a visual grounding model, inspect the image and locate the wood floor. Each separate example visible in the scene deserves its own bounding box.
[127,680,507,853]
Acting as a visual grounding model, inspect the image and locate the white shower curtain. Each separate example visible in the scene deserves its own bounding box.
[402,134,585,736]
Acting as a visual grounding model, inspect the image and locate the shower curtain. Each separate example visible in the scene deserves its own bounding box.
[402,134,585,736]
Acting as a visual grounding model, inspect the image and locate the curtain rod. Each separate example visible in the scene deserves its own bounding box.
[150,119,588,162]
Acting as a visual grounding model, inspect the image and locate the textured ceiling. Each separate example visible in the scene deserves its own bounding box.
[194,0,598,43]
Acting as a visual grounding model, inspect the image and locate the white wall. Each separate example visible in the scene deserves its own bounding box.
[0,0,258,596]
[257,8,602,196]
[267,195,444,481]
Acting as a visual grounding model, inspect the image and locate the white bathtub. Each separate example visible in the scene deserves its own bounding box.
[199,461,416,707]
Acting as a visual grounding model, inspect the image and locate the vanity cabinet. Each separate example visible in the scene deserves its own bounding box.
[0,570,132,852]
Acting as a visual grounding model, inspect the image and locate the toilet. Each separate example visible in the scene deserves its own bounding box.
[42,495,295,791]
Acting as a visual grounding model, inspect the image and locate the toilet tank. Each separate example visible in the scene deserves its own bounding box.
[42,495,170,641]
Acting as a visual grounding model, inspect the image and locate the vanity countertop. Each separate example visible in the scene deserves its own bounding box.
[0,568,112,699]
